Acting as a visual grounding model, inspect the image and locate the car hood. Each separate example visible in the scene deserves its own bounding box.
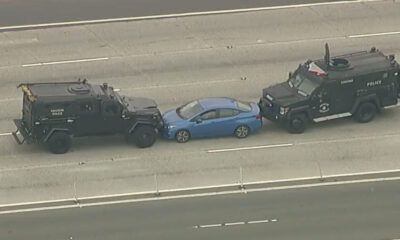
[162,109,183,125]
[263,82,307,106]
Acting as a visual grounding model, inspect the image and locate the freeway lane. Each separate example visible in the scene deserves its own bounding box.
[0,0,400,204]
[0,0,350,28]
[1,180,400,240]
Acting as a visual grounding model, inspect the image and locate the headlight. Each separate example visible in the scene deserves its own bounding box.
[167,125,176,129]
[279,107,290,115]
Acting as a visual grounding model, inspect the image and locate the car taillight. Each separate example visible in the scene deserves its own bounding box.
[265,101,272,107]
[254,113,261,119]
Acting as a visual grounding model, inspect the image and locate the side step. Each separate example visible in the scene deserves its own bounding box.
[12,130,25,144]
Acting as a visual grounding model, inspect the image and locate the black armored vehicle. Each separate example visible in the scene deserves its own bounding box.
[259,44,400,133]
[13,80,163,153]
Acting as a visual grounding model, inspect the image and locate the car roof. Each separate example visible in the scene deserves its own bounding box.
[198,97,238,110]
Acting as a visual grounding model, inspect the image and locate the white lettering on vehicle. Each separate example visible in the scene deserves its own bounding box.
[341,79,353,84]
[50,109,64,116]
[366,80,382,87]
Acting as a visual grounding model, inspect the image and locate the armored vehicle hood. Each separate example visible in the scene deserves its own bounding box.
[124,97,159,114]
[263,82,307,107]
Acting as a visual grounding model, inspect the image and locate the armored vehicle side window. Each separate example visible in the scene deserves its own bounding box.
[80,102,93,112]
[102,101,121,116]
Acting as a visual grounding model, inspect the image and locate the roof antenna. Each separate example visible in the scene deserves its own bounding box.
[324,43,330,70]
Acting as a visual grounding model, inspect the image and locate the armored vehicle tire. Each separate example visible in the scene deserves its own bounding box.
[287,114,307,134]
[175,130,190,143]
[47,132,72,154]
[132,125,157,148]
[234,125,250,138]
[355,102,377,123]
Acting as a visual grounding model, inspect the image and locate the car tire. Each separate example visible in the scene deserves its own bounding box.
[132,125,156,148]
[175,130,190,143]
[47,131,72,154]
[234,125,250,138]
[287,114,307,134]
[355,102,376,123]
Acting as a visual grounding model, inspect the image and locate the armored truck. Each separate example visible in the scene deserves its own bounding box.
[259,44,400,133]
[13,80,163,153]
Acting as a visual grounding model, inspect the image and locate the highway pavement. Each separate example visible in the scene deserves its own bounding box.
[0,0,348,28]
[0,0,400,204]
[1,179,400,240]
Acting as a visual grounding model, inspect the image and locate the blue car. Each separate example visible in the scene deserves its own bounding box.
[162,97,263,143]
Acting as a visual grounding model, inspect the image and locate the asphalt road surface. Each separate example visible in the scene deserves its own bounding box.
[0,0,400,204]
[0,0,345,27]
[1,180,400,240]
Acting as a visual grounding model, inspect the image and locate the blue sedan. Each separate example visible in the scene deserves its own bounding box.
[162,97,263,143]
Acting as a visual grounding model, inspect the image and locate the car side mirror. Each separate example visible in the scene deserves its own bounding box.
[196,118,203,124]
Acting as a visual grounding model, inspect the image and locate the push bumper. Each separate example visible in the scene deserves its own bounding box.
[258,98,286,123]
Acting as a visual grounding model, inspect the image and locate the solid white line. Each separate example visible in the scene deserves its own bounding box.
[199,223,222,228]
[349,31,400,38]
[224,221,246,226]
[0,133,11,136]
[247,219,270,224]
[22,57,109,67]
[207,143,293,153]
[0,0,382,31]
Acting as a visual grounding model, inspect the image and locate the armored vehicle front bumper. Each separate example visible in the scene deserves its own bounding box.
[258,97,286,123]
[12,119,34,144]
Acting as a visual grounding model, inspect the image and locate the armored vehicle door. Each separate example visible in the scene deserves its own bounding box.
[310,82,335,119]
[100,100,123,133]
[74,100,101,136]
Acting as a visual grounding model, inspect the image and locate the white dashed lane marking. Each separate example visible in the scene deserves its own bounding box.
[21,57,109,67]
[0,133,11,136]
[194,218,278,229]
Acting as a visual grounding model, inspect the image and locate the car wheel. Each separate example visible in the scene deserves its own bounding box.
[287,114,307,134]
[234,125,250,138]
[132,125,156,148]
[48,132,72,154]
[355,102,376,123]
[175,130,190,143]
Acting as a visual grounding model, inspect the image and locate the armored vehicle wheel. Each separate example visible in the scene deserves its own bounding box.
[47,132,72,154]
[287,114,307,134]
[175,130,190,143]
[234,125,250,138]
[355,102,376,123]
[132,125,156,148]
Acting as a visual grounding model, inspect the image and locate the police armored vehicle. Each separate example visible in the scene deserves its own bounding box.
[259,44,400,133]
[13,80,163,153]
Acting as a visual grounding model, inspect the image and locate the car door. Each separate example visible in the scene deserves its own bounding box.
[214,108,240,136]
[189,110,218,138]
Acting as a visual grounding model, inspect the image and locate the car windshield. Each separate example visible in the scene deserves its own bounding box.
[177,100,204,119]
[288,72,319,96]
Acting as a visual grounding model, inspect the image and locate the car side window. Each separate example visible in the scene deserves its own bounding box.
[219,109,239,118]
[199,110,217,120]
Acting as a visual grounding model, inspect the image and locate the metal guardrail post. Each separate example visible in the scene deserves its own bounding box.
[154,174,160,196]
